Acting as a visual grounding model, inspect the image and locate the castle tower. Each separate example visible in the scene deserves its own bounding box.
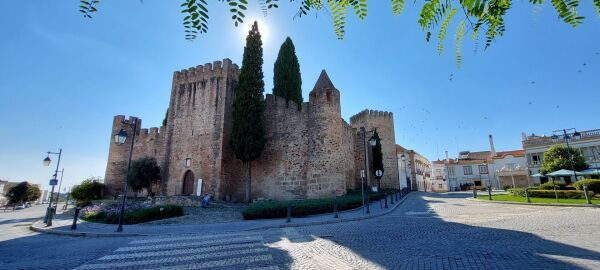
[162,59,239,199]
[306,70,346,198]
[350,110,399,189]
[104,115,141,196]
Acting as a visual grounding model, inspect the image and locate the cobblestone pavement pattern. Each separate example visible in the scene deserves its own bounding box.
[4,193,600,269]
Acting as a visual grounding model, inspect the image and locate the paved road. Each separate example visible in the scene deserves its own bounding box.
[2,192,600,269]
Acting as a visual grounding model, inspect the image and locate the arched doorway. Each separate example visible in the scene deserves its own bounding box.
[182,170,195,195]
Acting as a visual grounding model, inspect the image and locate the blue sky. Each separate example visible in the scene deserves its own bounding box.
[1,1,599,190]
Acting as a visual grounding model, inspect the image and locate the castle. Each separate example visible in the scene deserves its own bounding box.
[104,58,399,201]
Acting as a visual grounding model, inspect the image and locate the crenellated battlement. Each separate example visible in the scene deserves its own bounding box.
[173,58,239,80]
[349,109,394,124]
[265,94,309,114]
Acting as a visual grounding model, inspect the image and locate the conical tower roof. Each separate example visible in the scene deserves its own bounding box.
[311,69,336,91]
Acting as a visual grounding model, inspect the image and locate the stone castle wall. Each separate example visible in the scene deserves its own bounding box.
[104,59,399,201]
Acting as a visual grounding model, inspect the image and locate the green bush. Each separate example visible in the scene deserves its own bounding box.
[539,182,567,190]
[573,179,600,194]
[527,189,594,199]
[71,179,105,206]
[83,205,183,224]
[507,188,526,197]
[242,190,393,220]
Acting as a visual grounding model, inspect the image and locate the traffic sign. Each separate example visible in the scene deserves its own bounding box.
[375,170,383,177]
[49,179,58,186]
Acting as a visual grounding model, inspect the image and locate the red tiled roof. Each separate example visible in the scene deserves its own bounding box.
[494,150,525,158]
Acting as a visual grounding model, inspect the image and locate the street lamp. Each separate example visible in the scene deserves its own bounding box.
[113,120,138,232]
[360,127,378,214]
[552,128,580,183]
[43,149,62,226]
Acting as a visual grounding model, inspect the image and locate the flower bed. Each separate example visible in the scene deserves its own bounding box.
[81,201,183,224]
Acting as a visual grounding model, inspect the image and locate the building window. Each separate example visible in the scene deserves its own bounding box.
[478,165,488,174]
[463,166,473,175]
[439,184,442,188]
[184,158,191,168]
[448,167,456,176]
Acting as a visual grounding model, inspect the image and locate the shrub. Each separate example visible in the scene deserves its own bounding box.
[507,188,526,197]
[71,179,105,206]
[7,182,41,204]
[527,189,594,199]
[573,179,600,194]
[242,190,392,220]
[539,181,567,190]
[82,205,183,224]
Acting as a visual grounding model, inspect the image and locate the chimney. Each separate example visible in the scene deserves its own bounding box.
[489,134,496,157]
[445,151,449,163]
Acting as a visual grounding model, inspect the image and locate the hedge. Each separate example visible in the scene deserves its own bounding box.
[573,179,600,194]
[508,188,593,199]
[83,205,183,224]
[242,190,395,220]
[539,181,568,190]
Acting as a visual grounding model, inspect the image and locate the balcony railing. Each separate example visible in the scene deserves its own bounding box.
[523,129,600,147]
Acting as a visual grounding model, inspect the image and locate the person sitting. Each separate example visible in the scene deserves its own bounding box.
[201,194,211,208]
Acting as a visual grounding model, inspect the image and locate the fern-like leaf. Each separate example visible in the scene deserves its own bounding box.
[79,0,100,18]
[438,7,457,55]
[349,0,368,20]
[593,0,600,17]
[181,0,209,41]
[391,0,405,15]
[550,0,584,26]
[328,0,348,39]
[455,19,465,68]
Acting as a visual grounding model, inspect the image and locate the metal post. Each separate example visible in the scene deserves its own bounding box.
[390,192,395,204]
[384,194,388,208]
[525,188,531,203]
[286,202,292,223]
[552,179,559,203]
[334,197,339,218]
[63,187,71,210]
[117,119,137,232]
[473,188,477,198]
[71,208,80,230]
[365,193,370,214]
[46,149,62,227]
[583,185,592,204]
[55,169,64,209]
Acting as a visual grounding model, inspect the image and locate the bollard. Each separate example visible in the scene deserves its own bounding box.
[396,192,399,201]
[71,207,80,230]
[583,185,592,205]
[366,195,370,214]
[333,197,339,218]
[379,198,383,208]
[473,189,477,198]
[488,186,492,200]
[390,193,395,204]
[384,195,388,208]
[525,188,531,203]
[46,207,55,227]
[286,203,292,223]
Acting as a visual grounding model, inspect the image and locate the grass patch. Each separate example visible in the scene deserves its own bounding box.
[242,189,398,220]
[476,194,600,205]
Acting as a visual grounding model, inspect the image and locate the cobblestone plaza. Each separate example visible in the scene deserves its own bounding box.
[2,193,599,269]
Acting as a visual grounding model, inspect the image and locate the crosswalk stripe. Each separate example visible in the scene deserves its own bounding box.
[75,248,268,269]
[99,242,263,260]
[246,266,280,270]
[115,235,263,252]
[146,255,273,270]
[130,232,259,245]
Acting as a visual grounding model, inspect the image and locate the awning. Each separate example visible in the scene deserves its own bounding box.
[546,169,581,177]
[530,173,542,177]
[578,168,600,176]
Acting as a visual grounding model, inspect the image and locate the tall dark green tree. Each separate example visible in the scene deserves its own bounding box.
[7,182,41,204]
[231,21,266,203]
[273,37,302,108]
[371,130,384,190]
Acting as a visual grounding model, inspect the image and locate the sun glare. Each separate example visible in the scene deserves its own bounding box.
[240,18,271,44]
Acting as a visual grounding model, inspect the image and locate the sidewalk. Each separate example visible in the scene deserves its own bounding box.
[31,192,413,237]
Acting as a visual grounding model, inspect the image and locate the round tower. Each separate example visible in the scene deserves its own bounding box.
[306,70,345,198]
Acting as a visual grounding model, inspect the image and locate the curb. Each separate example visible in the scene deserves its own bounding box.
[30,193,413,237]
[246,192,412,231]
[30,221,147,237]
[466,197,600,208]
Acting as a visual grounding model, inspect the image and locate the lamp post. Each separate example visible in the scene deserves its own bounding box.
[552,128,581,183]
[360,127,377,214]
[113,119,138,232]
[43,149,62,226]
[54,169,65,209]
[63,186,71,210]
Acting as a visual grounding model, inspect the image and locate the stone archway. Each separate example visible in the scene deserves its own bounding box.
[182,170,195,195]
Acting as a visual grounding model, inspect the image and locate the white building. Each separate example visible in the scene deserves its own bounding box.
[523,128,600,184]
[397,145,431,191]
[431,160,448,192]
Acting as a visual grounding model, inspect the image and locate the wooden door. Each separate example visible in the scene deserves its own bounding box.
[182,170,195,195]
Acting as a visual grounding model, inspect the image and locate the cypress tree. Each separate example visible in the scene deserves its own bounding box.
[273,37,303,108]
[371,130,384,190]
[231,21,266,203]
